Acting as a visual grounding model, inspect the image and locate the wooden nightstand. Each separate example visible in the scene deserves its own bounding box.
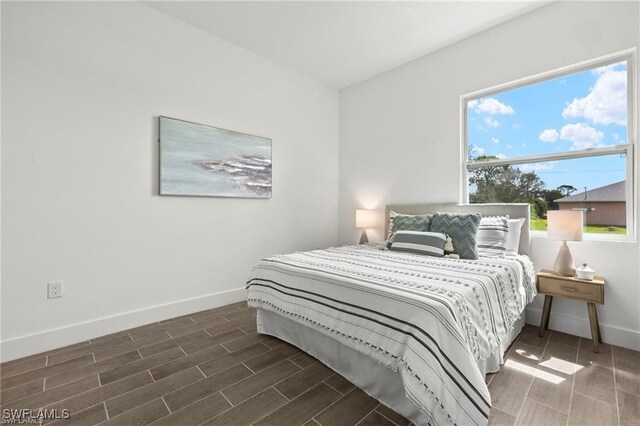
[536,269,605,352]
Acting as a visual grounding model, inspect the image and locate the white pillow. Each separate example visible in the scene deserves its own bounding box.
[477,216,510,257]
[505,218,526,254]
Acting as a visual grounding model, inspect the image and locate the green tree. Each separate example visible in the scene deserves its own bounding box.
[558,184,577,197]
[469,157,546,205]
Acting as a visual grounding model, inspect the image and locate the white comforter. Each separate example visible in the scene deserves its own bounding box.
[246,245,535,425]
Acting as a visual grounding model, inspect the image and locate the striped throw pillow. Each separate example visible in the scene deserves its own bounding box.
[389,231,447,257]
[477,216,510,257]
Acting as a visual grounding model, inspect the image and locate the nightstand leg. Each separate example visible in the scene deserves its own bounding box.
[594,304,603,343]
[539,295,553,337]
[587,303,600,353]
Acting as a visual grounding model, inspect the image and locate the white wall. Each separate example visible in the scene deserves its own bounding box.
[339,1,640,350]
[1,2,339,361]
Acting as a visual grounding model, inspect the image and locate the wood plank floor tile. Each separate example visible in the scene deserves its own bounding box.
[148,345,228,381]
[0,357,47,379]
[163,363,253,412]
[198,342,270,377]
[47,335,132,365]
[204,387,288,426]
[548,330,580,347]
[153,392,231,426]
[516,398,568,426]
[358,410,397,426]
[573,363,616,404]
[315,387,379,426]
[254,383,341,426]
[138,330,208,358]
[614,355,640,396]
[488,369,532,417]
[91,331,173,363]
[577,338,613,369]
[324,373,355,395]
[4,304,640,426]
[275,361,334,400]
[3,374,99,411]
[568,392,618,426]
[222,309,257,322]
[289,352,317,369]
[517,324,549,349]
[242,343,300,373]
[1,354,94,391]
[105,367,203,418]
[46,351,141,389]
[44,370,153,419]
[221,332,274,352]
[222,360,301,405]
[102,398,168,425]
[240,322,258,334]
[50,403,108,426]
[617,388,640,426]
[527,369,574,414]
[204,316,257,337]
[375,404,411,426]
[181,328,246,355]
[488,407,516,426]
[0,379,44,404]
[166,316,229,339]
[99,347,184,386]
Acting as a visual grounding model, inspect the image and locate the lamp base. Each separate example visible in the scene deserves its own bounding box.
[359,229,369,245]
[553,241,576,277]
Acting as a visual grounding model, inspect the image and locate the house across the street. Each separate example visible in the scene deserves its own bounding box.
[555,181,626,227]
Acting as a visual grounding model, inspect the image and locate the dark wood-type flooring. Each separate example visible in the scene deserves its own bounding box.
[1,302,639,425]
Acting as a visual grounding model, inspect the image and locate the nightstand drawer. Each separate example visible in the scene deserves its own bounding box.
[538,276,604,303]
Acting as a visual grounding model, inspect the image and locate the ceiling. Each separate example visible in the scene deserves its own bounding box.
[144,1,549,89]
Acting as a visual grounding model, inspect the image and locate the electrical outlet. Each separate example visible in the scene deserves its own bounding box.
[48,281,63,299]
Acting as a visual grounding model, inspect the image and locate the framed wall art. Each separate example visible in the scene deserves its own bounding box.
[159,116,272,198]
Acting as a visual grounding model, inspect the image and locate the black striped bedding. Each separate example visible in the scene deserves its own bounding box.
[246,245,536,425]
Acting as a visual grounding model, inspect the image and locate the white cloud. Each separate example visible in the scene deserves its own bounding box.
[484,116,500,128]
[539,129,559,142]
[495,153,507,159]
[522,143,527,147]
[512,123,522,129]
[519,162,556,173]
[612,132,620,141]
[559,123,606,151]
[477,125,487,132]
[469,98,516,115]
[469,144,485,156]
[491,137,500,144]
[562,65,627,125]
[506,144,514,150]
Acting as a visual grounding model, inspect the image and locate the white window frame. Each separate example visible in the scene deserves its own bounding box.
[460,49,637,241]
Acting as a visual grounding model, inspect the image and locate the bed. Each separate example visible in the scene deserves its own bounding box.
[246,203,535,425]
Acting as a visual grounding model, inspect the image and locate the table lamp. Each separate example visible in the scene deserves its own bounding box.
[356,209,377,244]
[547,210,584,276]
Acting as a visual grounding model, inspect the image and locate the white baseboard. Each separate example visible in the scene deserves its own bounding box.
[0,287,247,362]
[525,307,640,351]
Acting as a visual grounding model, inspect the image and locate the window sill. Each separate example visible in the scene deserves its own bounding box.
[530,230,636,243]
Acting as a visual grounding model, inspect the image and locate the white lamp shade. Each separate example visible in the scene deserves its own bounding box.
[547,210,584,241]
[356,209,377,229]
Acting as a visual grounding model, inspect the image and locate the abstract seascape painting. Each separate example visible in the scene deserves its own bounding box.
[160,116,272,198]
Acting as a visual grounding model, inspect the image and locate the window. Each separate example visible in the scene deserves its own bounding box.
[462,51,635,238]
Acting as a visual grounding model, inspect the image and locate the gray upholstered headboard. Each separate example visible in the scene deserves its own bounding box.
[385,203,530,256]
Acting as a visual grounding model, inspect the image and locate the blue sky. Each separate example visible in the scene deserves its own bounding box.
[468,61,628,193]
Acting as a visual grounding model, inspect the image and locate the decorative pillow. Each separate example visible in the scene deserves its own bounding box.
[387,211,432,239]
[389,231,447,257]
[505,218,526,254]
[430,212,481,260]
[477,216,510,257]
